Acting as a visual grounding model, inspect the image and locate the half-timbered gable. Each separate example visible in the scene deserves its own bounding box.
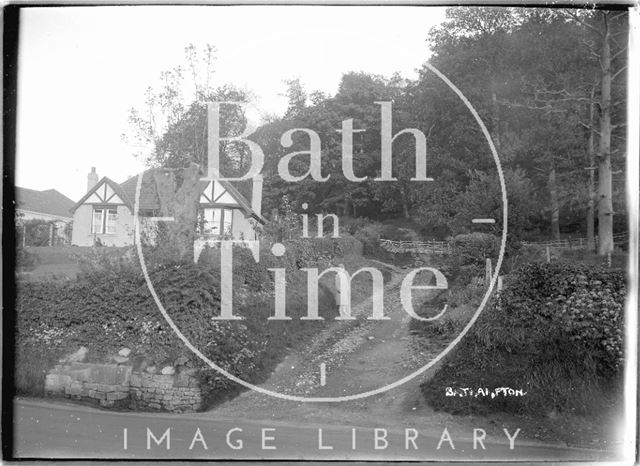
[71,168,264,247]
[70,176,136,246]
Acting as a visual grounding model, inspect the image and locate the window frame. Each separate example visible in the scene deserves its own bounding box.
[201,207,234,236]
[91,208,104,234]
[91,207,118,234]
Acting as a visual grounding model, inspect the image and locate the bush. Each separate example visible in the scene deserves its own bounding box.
[16,245,39,271]
[449,232,500,267]
[16,262,270,403]
[75,246,137,274]
[489,262,625,375]
[16,236,352,406]
[352,222,383,256]
[15,344,62,397]
[421,262,625,415]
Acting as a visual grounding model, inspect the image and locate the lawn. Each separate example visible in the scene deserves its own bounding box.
[17,245,130,281]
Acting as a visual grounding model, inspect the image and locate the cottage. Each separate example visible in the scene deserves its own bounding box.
[70,167,264,247]
[16,186,75,245]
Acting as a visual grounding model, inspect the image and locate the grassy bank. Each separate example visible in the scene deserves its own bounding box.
[14,236,391,409]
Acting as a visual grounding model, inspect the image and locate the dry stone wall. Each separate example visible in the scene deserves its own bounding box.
[129,371,201,413]
[45,362,202,412]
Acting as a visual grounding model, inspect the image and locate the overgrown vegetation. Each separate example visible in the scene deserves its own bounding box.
[15,235,377,407]
[420,262,625,416]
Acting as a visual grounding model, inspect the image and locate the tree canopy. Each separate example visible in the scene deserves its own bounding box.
[127,8,628,254]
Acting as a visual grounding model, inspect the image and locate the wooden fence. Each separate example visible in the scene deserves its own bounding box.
[380,231,628,255]
[379,238,451,254]
[521,232,628,249]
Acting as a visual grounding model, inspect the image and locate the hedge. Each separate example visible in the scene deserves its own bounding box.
[421,261,626,415]
[16,239,345,406]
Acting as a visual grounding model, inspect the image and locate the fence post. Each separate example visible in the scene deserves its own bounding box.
[49,224,54,246]
[485,258,492,286]
[607,252,612,268]
[546,246,551,263]
[497,275,503,292]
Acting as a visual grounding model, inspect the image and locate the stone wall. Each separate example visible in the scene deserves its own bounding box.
[45,362,202,412]
[129,371,201,413]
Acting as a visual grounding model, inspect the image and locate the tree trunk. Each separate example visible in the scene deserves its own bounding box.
[586,85,597,252]
[344,198,352,219]
[597,13,614,256]
[549,163,561,241]
[153,163,202,262]
[400,185,410,219]
[491,89,501,152]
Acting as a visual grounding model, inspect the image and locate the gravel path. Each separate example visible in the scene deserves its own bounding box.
[212,264,457,431]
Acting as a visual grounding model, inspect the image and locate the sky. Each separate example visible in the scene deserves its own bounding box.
[16,5,447,201]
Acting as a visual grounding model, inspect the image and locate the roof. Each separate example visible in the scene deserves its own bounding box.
[16,187,75,219]
[119,169,162,211]
[71,168,265,223]
[70,176,132,213]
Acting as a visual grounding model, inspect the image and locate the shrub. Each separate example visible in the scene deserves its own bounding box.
[488,262,625,376]
[449,232,500,267]
[352,222,383,256]
[16,236,348,406]
[421,262,626,415]
[16,263,274,403]
[15,343,62,397]
[16,245,39,271]
[75,246,137,274]
[340,217,372,236]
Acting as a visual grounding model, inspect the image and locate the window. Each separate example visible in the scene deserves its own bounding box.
[91,208,117,234]
[223,209,233,234]
[106,210,117,233]
[92,209,103,234]
[201,208,233,236]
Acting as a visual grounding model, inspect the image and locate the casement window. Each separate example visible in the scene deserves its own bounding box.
[91,208,117,234]
[202,208,233,235]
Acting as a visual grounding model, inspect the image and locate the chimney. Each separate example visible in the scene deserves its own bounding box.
[87,167,98,192]
[252,174,263,217]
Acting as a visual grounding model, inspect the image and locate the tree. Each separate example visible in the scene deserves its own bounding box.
[563,9,628,254]
[126,44,255,261]
[449,168,536,242]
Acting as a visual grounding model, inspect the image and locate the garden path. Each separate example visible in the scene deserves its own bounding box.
[212,264,458,432]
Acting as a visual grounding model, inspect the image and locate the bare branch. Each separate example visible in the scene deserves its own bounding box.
[563,10,604,37]
[579,121,602,135]
[612,65,627,81]
[611,46,628,61]
[608,11,628,22]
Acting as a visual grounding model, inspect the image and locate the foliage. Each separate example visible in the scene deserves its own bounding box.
[449,232,500,267]
[449,168,537,242]
[261,195,301,242]
[16,245,39,272]
[15,343,62,397]
[15,233,359,405]
[16,218,60,247]
[421,261,625,415]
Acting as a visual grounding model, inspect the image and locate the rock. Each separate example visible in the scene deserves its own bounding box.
[118,348,131,357]
[65,347,88,363]
[145,366,156,374]
[45,373,71,394]
[161,366,176,375]
[113,356,129,364]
